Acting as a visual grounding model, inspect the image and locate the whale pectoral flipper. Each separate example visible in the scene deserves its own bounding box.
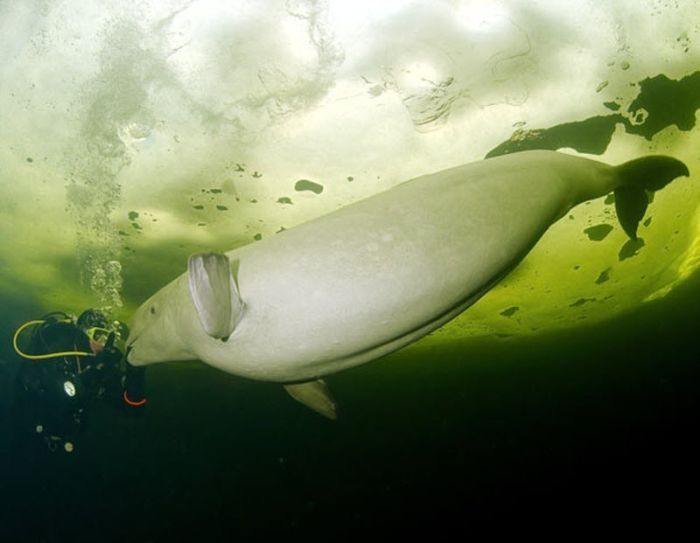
[284,379,337,420]
[187,252,243,339]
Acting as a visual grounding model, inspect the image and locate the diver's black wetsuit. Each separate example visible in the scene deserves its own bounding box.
[12,313,145,454]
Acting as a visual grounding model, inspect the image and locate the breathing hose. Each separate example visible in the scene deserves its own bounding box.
[12,320,95,361]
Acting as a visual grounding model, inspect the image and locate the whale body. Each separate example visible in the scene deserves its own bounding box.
[126,150,689,418]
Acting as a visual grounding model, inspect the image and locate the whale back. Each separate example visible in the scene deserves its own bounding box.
[187,151,606,380]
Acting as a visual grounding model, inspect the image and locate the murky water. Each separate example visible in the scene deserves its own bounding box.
[2,273,699,537]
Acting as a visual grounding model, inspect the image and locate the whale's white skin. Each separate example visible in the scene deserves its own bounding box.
[129,151,617,382]
[127,150,629,385]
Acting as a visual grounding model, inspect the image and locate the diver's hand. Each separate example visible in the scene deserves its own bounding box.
[122,362,147,412]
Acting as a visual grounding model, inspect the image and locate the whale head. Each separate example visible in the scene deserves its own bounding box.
[126,252,244,366]
[126,277,195,366]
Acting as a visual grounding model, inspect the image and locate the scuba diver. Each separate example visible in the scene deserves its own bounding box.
[11,308,147,454]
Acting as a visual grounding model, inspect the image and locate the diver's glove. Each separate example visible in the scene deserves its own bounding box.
[97,332,123,367]
[122,361,147,409]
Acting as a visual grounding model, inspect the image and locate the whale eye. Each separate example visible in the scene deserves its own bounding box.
[150,306,156,315]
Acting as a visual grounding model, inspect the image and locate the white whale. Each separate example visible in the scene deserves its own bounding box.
[126,150,689,418]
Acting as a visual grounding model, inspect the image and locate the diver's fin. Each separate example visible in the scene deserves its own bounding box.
[613,155,690,240]
[188,252,243,339]
[284,379,338,420]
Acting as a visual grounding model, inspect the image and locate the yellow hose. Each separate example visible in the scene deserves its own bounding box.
[12,320,95,361]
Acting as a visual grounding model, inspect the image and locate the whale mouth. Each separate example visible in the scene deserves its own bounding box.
[125,333,139,350]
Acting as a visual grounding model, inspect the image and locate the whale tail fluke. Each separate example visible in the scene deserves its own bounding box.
[614,155,690,240]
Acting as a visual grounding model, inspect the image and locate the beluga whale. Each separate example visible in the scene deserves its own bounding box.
[126,150,689,419]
